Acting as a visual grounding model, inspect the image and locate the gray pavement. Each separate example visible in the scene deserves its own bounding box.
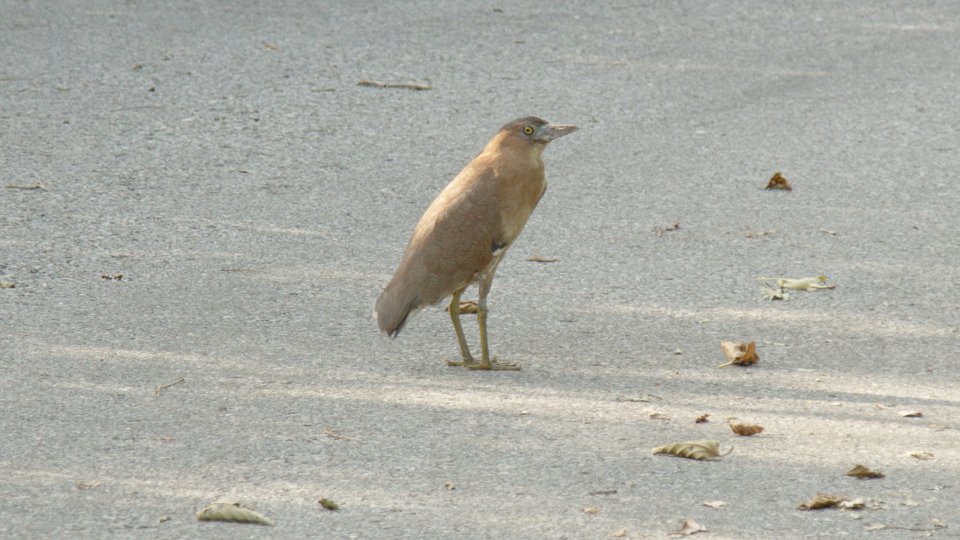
[2,1,959,538]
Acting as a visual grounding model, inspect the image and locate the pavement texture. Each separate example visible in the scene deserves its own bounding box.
[2,1,959,538]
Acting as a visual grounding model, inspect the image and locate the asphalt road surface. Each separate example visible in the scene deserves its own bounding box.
[2,1,958,538]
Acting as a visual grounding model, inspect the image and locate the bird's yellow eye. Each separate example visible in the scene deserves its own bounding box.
[522,125,534,136]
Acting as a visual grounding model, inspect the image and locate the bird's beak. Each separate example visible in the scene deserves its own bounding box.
[541,123,578,142]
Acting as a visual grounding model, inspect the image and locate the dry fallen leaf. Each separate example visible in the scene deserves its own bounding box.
[908,451,934,460]
[719,341,759,368]
[609,528,627,538]
[582,506,600,514]
[0,281,15,289]
[695,413,710,424]
[702,500,728,509]
[758,275,835,291]
[76,480,102,490]
[649,412,671,421]
[653,221,681,236]
[765,171,792,190]
[669,518,707,536]
[729,421,764,436]
[839,498,866,510]
[196,500,274,525]
[318,498,339,511]
[799,493,847,510]
[358,79,431,91]
[526,255,559,263]
[898,410,923,418]
[653,440,727,460]
[847,464,885,479]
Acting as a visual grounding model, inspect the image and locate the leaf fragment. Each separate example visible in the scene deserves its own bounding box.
[702,500,727,509]
[758,275,835,291]
[609,528,627,537]
[898,410,923,418]
[358,79,431,91]
[695,413,710,424]
[908,451,934,460]
[526,255,559,263]
[76,480,102,490]
[799,493,847,510]
[764,171,792,190]
[669,518,707,536]
[318,498,339,511]
[196,500,274,525]
[582,506,600,514]
[728,421,764,436]
[0,281,15,289]
[847,464,885,479]
[718,341,759,368]
[653,440,727,460]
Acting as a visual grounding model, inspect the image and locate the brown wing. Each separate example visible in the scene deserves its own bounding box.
[376,165,503,335]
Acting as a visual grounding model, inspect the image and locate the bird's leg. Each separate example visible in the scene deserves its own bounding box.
[445,289,480,367]
[469,272,520,371]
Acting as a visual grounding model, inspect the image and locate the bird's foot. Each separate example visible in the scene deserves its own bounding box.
[465,357,521,371]
[446,357,481,368]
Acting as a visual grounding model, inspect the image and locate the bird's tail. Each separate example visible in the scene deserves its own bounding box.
[375,283,418,337]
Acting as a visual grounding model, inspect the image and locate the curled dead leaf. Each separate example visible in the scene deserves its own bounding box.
[898,410,923,418]
[765,171,792,190]
[196,500,274,525]
[669,518,707,536]
[799,493,847,510]
[695,413,710,424]
[653,440,729,460]
[846,464,885,479]
[728,421,764,436]
[719,341,759,368]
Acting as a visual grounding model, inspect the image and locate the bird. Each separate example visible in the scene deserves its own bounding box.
[375,116,577,371]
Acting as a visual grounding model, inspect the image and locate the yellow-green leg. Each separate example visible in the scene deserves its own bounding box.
[445,289,480,367]
[468,271,520,371]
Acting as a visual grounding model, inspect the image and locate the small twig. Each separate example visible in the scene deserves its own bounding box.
[5,183,47,191]
[323,427,361,442]
[155,377,185,397]
[358,79,432,91]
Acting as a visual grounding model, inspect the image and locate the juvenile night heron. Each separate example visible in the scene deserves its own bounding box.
[375,117,577,370]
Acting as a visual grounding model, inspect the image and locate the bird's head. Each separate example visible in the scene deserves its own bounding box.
[500,117,578,145]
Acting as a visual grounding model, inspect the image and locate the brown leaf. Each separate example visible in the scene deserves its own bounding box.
[526,255,559,263]
[653,221,681,236]
[846,464,885,479]
[76,480,102,490]
[669,518,707,536]
[653,440,727,460]
[729,421,764,436]
[898,410,923,418]
[718,341,759,367]
[695,413,710,424]
[764,171,792,190]
[799,493,847,510]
